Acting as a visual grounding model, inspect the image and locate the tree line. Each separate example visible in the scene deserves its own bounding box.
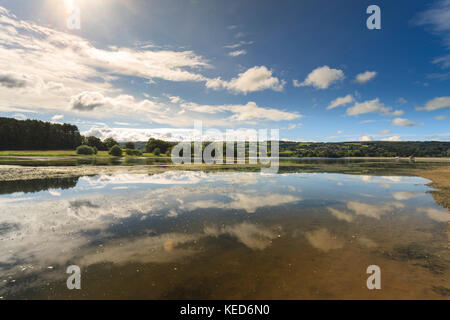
[1,117,449,157]
[0,117,81,150]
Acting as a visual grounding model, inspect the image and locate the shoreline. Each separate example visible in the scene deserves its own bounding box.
[417,167,450,211]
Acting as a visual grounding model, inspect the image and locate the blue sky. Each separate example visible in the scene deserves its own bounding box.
[0,0,449,142]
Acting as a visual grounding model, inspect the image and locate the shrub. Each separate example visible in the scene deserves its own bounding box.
[153,147,161,156]
[76,145,95,155]
[109,145,123,157]
[124,141,135,149]
[125,149,142,156]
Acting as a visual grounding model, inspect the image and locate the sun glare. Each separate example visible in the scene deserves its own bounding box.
[64,0,76,13]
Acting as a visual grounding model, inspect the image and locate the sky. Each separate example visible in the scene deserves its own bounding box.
[0,0,449,142]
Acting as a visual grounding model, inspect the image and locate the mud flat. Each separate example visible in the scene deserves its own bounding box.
[417,166,450,211]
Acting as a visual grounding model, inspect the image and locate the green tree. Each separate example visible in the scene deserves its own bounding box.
[447,149,450,157]
[153,147,161,156]
[109,145,123,157]
[104,137,119,149]
[86,136,106,151]
[146,138,171,153]
[124,141,135,149]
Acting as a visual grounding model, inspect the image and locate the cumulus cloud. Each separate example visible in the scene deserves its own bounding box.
[296,66,344,89]
[435,115,447,120]
[391,118,422,127]
[416,96,450,111]
[355,71,377,83]
[206,66,285,94]
[70,91,108,111]
[326,94,354,110]
[346,98,403,116]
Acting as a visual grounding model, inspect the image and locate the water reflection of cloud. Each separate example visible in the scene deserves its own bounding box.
[327,201,405,222]
[417,208,450,222]
[185,193,302,213]
[48,189,61,197]
[204,223,278,250]
[391,192,423,201]
[80,171,266,188]
[305,228,344,252]
[80,233,200,266]
[346,201,402,220]
[327,207,354,222]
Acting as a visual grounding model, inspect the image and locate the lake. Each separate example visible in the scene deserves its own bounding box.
[0,160,449,299]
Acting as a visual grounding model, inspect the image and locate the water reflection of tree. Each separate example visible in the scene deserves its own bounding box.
[0,177,79,195]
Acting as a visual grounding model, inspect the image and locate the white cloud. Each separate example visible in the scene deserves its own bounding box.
[287,123,302,130]
[228,50,247,57]
[205,66,285,94]
[381,136,402,141]
[391,118,422,127]
[355,71,377,84]
[70,91,108,111]
[51,114,64,121]
[379,129,392,134]
[181,101,302,122]
[433,55,450,68]
[416,0,450,48]
[416,96,450,111]
[292,79,301,87]
[223,41,253,49]
[397,97,407,104]
[360,135,373,142]
[326,94,354,110]
[166,95,182,104]
[346,98,403,116]
[435,115,448,120]
[297,66,344,89]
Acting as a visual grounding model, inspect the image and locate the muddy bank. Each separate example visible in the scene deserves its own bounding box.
[417,167,450,211]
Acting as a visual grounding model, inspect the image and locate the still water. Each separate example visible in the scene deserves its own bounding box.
[0,168,449,299]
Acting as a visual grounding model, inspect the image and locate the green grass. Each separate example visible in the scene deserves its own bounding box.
[0,150,169,157]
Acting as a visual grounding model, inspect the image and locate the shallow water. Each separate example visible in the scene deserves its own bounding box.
[0,168,449,299]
